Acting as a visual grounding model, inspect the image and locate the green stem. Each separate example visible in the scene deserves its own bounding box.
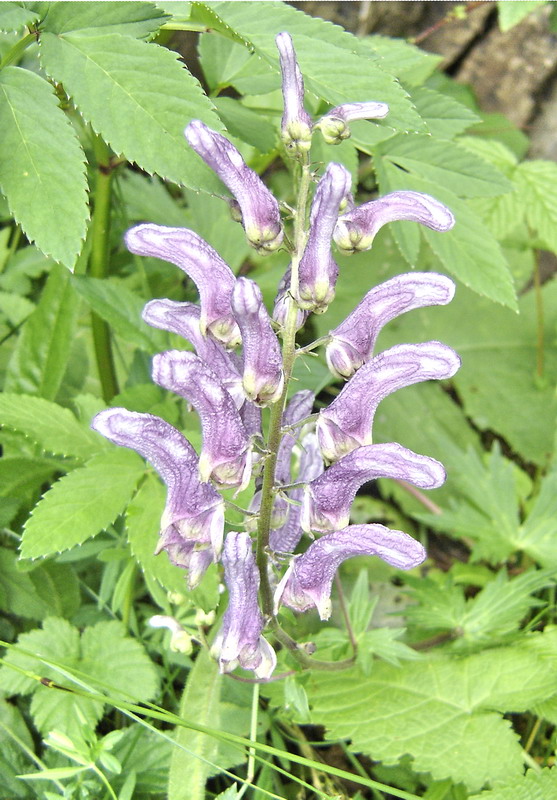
[90,134,119,402]
[0,31,36,70]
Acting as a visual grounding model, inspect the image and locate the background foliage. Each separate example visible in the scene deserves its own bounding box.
[1,1,557,799]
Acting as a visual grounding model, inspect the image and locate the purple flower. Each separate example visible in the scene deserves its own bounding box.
[276,32,313,154]
[326,272,456,379]
[213,532,277,678]
[152,351,252,490]
[317,101,389,145]
[296,162,352,313]
[125,224,240,348]
[232,277,284,407]
[185,120,283,254]
[270,432,324,554]
[274,524,426,619]
[317,341,461,462]
[91,408,224,586]
[334,191,455,254]
[143,299,244,407]
[302,442,445,533]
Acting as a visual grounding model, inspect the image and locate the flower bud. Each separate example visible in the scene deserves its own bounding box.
[317,101,389,145]
[276,32,313,155]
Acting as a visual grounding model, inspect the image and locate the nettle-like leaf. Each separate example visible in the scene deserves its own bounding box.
[361,35,442,86]
[0,617,159,739]
[375,163,517,310]
[20,449,145,559]
[408,86,481,139]
[193,1,423,132]
[471,768,557,800]
[0,394,107,460]
[38,30,224,191]
[39,0,169,40]
[0,2,40,32]
[4,264,79,399]
[300,629,557,792]
[515,160,557,255]
[0,66,89,270]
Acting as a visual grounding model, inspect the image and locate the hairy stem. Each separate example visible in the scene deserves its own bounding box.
[90,134,119,402]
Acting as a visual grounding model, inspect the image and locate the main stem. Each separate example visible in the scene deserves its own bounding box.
[256,154,312,617]
[90,134,119,402]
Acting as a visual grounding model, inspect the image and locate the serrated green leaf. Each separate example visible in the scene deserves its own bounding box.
[305,632,557,791]
[362,35,442,86]
[197,30,251,93]
[471,767,557,800]
[4,264,79,399]
[198,1,423,132]
[377,164,517,308]
[378,134,513,197]
[0,393,106,459]
[72,276,160,351]
[0,617,159,739]
[41,1,168,39]
[0,67,88,269]
[0,456,58,500]
[0,548,57,620]
[39,31,224,191]
[409,86,480,139]
[497,0,546,31]
[20,449,145,559]
[515,160,557,254]
[0,2,39,32]
[126,473,187,595]
[116,170,190,228]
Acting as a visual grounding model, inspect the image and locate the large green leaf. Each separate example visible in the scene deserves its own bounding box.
[515,160,557,254]
[0,2,39,32]
[0,67,88,269]
[471,768,557,800]
[0,617,159,739]
[40,1,168,39]
[376,164,517,309]
[20,449,145,559]
[39,31,224,191]
[4,264,79,399]
[303,631,557,792]
[408,86,480,139]
[0,393,106,460]
[196,1,423,133]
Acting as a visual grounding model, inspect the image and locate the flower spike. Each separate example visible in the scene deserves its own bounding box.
[91,409,224,586]
[232,277,284,407]
[274,524,426,619]
[326,272,456,379]
[276,32,313,154]
[296,162,352,313]
[270,432,324,554]
[275,390,315,486]
[213,532,277,678]
[125,224,240,348]
[152,351,252,490]
[317,101,389,145]
[143,299,244,407]
[185,120,283,254]
[302,442,445,533]
[317,341,461,462]
[334,190,455,254]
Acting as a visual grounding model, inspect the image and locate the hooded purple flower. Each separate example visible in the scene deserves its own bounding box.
[317,341,461,462]
[317,101,389,145]
[296,162,352,313]
[274,524,426,619]
[143,299,244,407]
[152,351,252,490]
[125,224,240,348]
[270,432,324,554]
[232,277,284,406]
[212,532,277,677]
[91,409,224,586]
[334,191,455,254]
[326,272,456,379]
[302,442,445,533]
[276,32,313,154]
[185,120,283,254]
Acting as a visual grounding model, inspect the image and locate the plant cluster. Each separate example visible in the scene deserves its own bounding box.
[2,2,557,800]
